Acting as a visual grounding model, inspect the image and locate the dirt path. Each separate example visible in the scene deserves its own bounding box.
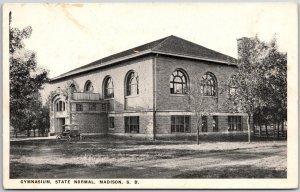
[10,139,287,178]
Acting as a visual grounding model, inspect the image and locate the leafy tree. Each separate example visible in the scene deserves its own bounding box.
[9,12,49,137]
[227,36,287,141]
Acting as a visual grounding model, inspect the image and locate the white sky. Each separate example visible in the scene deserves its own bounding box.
[8,3,296,78]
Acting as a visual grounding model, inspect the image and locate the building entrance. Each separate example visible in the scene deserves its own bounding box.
[57,118,65,133]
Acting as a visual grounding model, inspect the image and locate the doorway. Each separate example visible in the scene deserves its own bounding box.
[57,118,65,133]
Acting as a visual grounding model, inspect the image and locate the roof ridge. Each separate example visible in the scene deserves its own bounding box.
[151,35,173,51]
[51,35,237,82]
[160,35,236,60]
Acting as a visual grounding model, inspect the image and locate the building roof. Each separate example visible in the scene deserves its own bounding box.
[51,35,237,82]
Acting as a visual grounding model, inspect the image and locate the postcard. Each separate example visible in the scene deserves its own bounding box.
[2,3,298,189]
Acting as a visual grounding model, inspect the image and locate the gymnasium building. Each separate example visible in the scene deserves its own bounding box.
[49,35,250,138]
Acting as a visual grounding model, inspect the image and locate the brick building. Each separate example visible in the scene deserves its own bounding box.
[49,35,249,138]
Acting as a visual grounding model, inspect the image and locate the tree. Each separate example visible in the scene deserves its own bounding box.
[9,12,49,137]
[188,75,217,145]
[227,36,287,141]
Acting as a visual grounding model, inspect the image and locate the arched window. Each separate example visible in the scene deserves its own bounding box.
[104,77,114,99]
[201,72,217,96]
[170,69,188,94]
[70,84,77,93]
[84,80,94,93]
[126,71,139,96]
[56,100,65,111]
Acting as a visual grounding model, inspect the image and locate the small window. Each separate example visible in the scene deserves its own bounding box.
[126,71,139,96]
[109,117,114,129]
[201,116,208,132]
[76,104,83,111]
[213,116,219,132]
[125,116,139,133]
[170,69,188,94]
[101,103,107,112]
[228,116,242,131]
[70,84,77,93]
[89,103,96,111]
[201,72,217,96]
[104,77,114,99]
[171,116,191,133]
[56,100,65,111]
[84,80,94,93]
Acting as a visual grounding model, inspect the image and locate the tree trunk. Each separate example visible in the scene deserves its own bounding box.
[281,121,284,136]
[277,122,280,138]
[197,118,200,145]
[265,123,268,137]
[27,128,30,137]
[247,114,251,143]
[34,129,36,137]
[259,123,262,137]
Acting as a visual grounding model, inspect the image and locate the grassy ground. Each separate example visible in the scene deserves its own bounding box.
[10,136,287,178]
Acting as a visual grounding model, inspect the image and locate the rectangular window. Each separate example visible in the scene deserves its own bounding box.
[171,116,191,133]
[213,116,219,132]
[89,103,96,111]
[109,117,114,129]
[76,104,83,111]
[56,101,65,111]
[201,116,208,132]
[101,103,107,112]
[125,116,139,133]
[228,116,242,131]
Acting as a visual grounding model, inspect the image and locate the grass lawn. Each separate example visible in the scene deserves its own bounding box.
[10,136,287,178]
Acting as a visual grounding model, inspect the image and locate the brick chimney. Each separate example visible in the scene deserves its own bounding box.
[237,37,251,60]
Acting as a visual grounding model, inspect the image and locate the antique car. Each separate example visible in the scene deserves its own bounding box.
[56,124,81,142]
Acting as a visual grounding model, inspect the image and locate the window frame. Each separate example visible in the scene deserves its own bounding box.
[89,103,97,111]
[104,77,114,99]
[125,71,139,96]
[109,117,115,129]
[213,116,219,132]
[171,115,191,133]
[201,72,217,96]
[170,69,188,94]
[84,80,94,93]
[69,84,77,93]
[76,104,83,111]
[201,116,208,132]
[228,116,242,131]
[125,116,139,133]
[56,100,65,112]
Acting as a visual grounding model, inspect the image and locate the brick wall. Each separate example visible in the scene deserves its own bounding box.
[155,112,249,134]
[71,113,107,134]
[155,55,237,112]
[107,112,154,135]
[49,55,154,113]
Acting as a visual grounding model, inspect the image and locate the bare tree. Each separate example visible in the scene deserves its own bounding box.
[187,75,216,145]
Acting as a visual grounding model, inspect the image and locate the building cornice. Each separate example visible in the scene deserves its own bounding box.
[50,50,237,83]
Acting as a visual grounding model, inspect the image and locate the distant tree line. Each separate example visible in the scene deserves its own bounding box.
[9,12,49,137]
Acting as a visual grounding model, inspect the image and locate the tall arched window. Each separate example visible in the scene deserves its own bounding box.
[70,84,77,93]
[170,69,188,94]
[126,71,139,96]
[104,76,114,99]
[84,80,94,93]
[201,72,217,96]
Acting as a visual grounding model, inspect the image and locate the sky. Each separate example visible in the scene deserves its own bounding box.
[7,3,296,78]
